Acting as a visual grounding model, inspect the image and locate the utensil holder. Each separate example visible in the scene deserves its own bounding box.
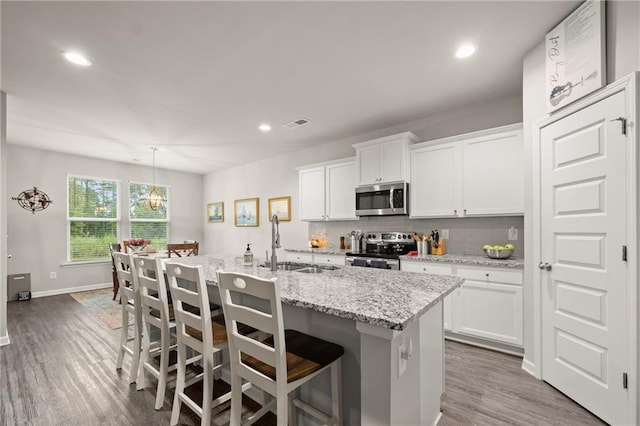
[431,238,446,255]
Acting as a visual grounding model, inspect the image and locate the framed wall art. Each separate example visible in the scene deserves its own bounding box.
[207,201,224,223]
[234,197,259,227]
[545,0,605,113]
[268,196,291,221]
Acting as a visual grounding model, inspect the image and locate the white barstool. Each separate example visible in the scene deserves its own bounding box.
[217,270,344,426]
[113,252,142,384]
[134,256,176,410]
[166,263,252,426]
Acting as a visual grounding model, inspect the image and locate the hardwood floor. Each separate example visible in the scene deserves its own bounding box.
[1,295,606,425]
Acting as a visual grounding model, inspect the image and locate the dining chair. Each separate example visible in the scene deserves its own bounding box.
[133,256,177,410]
[166,263,252,426]
[109,243,122,300]
[217,270,344,425]
[123,239,151,253]
[113,252,143,384]
[167,242,199,258]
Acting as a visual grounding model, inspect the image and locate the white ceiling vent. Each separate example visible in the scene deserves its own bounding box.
[283,117,310,129]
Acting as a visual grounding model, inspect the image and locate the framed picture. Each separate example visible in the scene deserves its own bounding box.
[268,196,291,221]
[207,201,224,223]
[234,197,259,227]
[545,0,605,112]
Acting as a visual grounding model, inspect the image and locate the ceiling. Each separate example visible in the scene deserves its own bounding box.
[1,1,580,175]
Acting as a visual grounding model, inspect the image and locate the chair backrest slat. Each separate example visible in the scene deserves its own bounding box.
[133,257,170,332]
[113,253,136,301]
[167,242,199,258]
[217,271,287,387]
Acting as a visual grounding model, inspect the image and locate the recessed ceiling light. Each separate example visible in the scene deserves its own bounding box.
[454,44,476,59]
[259,124,272,132]
[61,50,92,66]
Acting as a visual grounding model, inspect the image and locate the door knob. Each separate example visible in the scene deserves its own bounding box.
[538,261,552,271]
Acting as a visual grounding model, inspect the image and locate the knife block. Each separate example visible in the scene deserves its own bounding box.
[431,238,446,255]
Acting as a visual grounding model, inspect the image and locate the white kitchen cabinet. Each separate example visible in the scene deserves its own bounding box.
[297,158,357,221]
[313,254,346,266]
[454,266,523,346]
[286,251,314,263]
[401,260,523,350]
[353,132,419,185]
[410,143,460,217]
[409,124,524,218]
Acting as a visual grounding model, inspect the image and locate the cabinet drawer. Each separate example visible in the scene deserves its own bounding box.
[401,261,453,275]
[286,252,314,263]
[314,254,346,266]
[455,266,523,285]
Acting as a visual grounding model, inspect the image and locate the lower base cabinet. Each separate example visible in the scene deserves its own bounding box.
[285,252,346,266]
[401,261,523,351]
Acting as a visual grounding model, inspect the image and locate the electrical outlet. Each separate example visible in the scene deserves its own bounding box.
[441,229,449,239]
[50,272,57,279]
[508,227,518,241]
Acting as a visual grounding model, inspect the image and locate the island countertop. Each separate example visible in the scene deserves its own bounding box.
[165,254,464,331]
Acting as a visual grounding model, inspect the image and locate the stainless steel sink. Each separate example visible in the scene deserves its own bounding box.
[260,262,338,273]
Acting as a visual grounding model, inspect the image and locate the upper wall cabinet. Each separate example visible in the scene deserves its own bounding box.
[353,132,420,186]
[410,124,524,218]
[297,158,358,221]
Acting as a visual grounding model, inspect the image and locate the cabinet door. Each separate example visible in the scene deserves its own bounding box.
[314,254,346,266]
[462,130,524,215]
[356,145,380,185]
[326,161,357,220]
[379,140,406,183]
[299,167,326,221]
[410,143,460,217]
[453,280,523,345]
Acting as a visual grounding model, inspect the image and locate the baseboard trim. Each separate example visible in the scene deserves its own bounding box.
[31,282,112,299]
[521,357,540,379]
[444,331,524,356]
[0,334,10,347]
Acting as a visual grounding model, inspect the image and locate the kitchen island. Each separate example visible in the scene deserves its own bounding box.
[166,254,464,425]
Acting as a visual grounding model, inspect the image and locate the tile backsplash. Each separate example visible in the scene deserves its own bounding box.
[309,216,525,258]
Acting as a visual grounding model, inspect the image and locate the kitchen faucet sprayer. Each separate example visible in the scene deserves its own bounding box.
[271,214,280,271]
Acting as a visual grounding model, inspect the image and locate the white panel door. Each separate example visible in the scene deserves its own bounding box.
[356,145,380,185]
[463,130,524,215]
[326,161,357,220]
[540,90,628,425]
[298,167,325,221]
[410,143,459,217]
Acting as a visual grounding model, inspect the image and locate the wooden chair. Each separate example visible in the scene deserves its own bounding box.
[165,263,252,426]
[217,270,344,425]
[133,256,177,410]
[167,242,198,258]
[113,252,143,384]
[109,243,122,300]
[123,239,151,253]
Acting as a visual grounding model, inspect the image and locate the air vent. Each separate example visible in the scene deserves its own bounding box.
[283,117,310,129]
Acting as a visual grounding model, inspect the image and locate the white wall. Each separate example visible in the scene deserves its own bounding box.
[521,0,640,374]
[6,145,203,295]
[203,94,522,261]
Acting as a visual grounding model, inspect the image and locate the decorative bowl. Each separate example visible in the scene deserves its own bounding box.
[484,248,513,259]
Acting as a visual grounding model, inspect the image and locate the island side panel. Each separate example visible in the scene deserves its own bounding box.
[358,300,444,426]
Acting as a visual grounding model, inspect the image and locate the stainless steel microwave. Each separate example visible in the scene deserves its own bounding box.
[355,181,408,216]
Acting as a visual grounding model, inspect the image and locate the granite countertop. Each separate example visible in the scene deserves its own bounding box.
[400,254,524,269]
[166,254,464,331]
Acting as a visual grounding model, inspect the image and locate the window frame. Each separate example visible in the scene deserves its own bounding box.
[66,174,121,262]
[128,180,171,249]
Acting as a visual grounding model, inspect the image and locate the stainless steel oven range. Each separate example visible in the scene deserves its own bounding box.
[345,231,417,270]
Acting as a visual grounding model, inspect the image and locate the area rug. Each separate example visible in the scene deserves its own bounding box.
[69,288,122,329]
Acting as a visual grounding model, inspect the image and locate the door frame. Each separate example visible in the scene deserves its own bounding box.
[532,72,638,424]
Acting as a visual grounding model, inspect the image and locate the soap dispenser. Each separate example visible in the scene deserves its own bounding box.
[243,243,254,266]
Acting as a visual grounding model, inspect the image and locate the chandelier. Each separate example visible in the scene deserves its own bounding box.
[142,147,166,211]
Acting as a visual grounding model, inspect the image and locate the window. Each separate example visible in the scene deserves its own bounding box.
[129,182,169,249]
[67,176,119,261]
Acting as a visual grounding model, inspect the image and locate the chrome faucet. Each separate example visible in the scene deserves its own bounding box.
[271,214,280,271]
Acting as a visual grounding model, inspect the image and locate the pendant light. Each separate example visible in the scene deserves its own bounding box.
[143,147,166,210]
